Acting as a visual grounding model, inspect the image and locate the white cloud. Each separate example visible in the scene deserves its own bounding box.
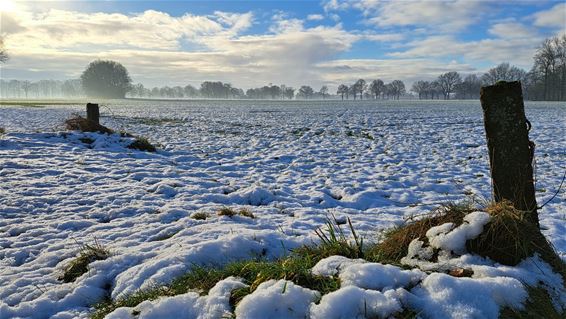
[363,32,404,42]
[2,9,252,51]
[532,3,566,28]
[323,0,487,31]
[2,8,359,88]
[307,14,324,21]
[488,22,537,39]
[389,35,540,69]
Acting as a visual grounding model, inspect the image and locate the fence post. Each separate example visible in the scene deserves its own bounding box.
[86,103,100,125]
[480,81,538,226]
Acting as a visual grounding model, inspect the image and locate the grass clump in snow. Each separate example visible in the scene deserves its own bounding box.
[64,114,157,152]
[64,115,113,134]
[59,241,110,283]
[294,215,366,261]
[0,127,5,135]
[91,252,339,319]
[190,211,208,220]
[468,201,565,277]
[370,202,473,263]
[371,201,565,278]
[127,136,156,152]
[218,207,255,219]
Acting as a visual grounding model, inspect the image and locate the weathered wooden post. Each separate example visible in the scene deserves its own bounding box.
[480,81,538,226]
[86,103,100,125]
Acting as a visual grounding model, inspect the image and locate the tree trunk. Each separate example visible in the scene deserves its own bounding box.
[480,81,538,226]
[86,103,100,125]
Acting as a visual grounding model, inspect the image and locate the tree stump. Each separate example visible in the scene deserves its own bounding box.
[480,81,538,226]
[86,103,100,125]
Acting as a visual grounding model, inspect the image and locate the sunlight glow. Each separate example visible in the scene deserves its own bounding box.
[0,0,17,12]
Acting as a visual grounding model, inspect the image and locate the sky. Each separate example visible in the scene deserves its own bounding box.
[0,0,565,90]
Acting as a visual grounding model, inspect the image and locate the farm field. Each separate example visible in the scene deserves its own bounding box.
[0,100,565,318]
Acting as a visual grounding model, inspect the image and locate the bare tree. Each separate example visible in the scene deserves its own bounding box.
[369,79,384,99]
[437,72,461,100]
[0,37,8,63]
[297,85,314,99]
[337,84,348,100]
[319,85,328,100]
[354,79,367,100]
[411,80,428,99]
[390,80,405,100]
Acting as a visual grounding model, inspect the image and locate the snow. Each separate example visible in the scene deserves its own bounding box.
[427,211,490,254]
[0,100,564,318]
[310,286,404,319]
[234,280,320,319]
[407,272,527,319]
[338,263,425,290]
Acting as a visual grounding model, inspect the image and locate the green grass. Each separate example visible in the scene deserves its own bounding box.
[59,242,110,283]
[0,100,84,107]
[91,253,340,319]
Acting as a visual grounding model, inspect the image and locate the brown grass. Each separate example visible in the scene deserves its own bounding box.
[372,201,565,283]
[127,137,156,152]
[371,203,473,262]
[64,115,113,134]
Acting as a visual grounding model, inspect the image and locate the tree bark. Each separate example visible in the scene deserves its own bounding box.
[480,81,538,226]
[86,103,100,125]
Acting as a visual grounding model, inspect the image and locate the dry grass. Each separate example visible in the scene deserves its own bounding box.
[64,115,113,134]
[217,207,255,219]
[501,286,564,318]
[191,212,208,220]
[371,201,565,282]
[370,203,473,263]
[468,201,565,278]
[59,242,110,283]
[127,137,156,152]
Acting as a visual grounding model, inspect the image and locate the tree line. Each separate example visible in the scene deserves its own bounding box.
[0,35,564,101]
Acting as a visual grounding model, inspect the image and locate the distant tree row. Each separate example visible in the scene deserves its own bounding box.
[410,35,566,101]
[0,79,83,98]
[336,79,406,100]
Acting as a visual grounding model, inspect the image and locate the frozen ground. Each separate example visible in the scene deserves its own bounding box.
[0,99,564,318]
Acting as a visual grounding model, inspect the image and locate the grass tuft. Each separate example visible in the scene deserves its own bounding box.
[218,207,255,219]
[238,208,255,219]
[59,241,110,283]
[0,127,5,135]
[191,212,208,220]
[127,137,156,152]
[369,203,473,263]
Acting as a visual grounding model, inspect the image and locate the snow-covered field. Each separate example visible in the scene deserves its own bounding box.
[0,100,564,318]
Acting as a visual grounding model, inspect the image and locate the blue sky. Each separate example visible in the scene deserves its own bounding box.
[1,0,564,90]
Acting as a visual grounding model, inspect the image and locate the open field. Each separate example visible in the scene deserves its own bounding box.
[0,100,564,318]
